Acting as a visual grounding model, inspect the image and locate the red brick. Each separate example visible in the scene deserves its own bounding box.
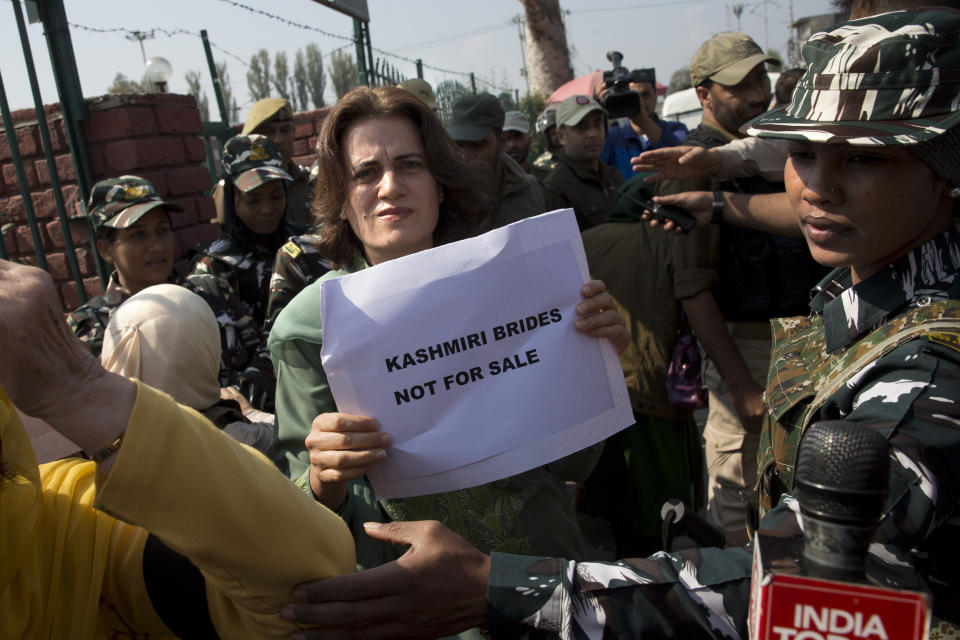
[16,223,52,254]
[167,199,198,229]
[164,165,214,196]
[34,153,77,185]
[46,246,97,279]
[195,196,216,224]
[2,224,17,256]
[45,217,91,249]
[87,146,107,177]
[175,222,218,255]
[295,122,316,139]
[0,195,24,223]
[184,136,207,163]
[293,140,309,157]
[83,107,158,143]
[3,161,39,191]
[103,138,185,172]
[12,127,40,157]
[49,120,69,152]
[31,189,59,220]
[60,276,103,311]
[154,106,202,135]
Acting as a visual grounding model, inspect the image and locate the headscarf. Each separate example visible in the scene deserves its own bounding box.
[101,284,221,411]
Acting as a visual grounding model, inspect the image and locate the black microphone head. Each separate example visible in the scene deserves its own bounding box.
[795,420,890,581]
[795,420,890,524]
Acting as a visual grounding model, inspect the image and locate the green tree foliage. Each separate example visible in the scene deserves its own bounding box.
[215,60,239,125]
[247,49,271,102]
[293,50,310,111]
[329,50,357,101]
[273,51,292,102]
[107,72,148,95]
[668,68,692,94]
[185,70,210,121]
[304,44,326,109]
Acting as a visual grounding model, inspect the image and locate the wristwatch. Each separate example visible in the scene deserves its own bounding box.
[711,190,725,224]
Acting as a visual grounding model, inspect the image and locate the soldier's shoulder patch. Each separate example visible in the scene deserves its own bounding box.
[927,331,960,353]
[282,241,303,260]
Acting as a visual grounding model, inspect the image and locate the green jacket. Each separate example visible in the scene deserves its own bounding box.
[268,254,601,563]
[479,153,546,232]
[543,153,623,230]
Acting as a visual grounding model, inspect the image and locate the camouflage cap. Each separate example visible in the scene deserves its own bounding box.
[555,95,606,128]
[747,8,960,146]
[87,175,182,231]
[222,134,293,192]
[397,78,438,111]
[503,110,530,134]
[447,93,505,141]
[689,32,780,87]
[241,98,293,136]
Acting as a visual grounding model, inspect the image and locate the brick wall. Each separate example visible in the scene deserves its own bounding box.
[0,95,330,311]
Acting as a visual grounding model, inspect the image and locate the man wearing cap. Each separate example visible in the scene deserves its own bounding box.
[597,78,689,181]
[397,78,439,113]
[501,110,533,173]
[211,98,313,231]
[543,94,623,231]
[656,33,826,542]
[447,93,545,230]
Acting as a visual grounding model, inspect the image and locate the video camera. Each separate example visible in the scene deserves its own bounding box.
[601,51,656,119]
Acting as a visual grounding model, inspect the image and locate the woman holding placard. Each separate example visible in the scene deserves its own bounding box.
[268,86,629,572]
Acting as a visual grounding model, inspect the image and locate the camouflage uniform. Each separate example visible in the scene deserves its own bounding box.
[264,233,334,332]
[67,271,146,358]
[485,11,960,635]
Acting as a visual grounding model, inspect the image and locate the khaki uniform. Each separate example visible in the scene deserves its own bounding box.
[543,153,623,230]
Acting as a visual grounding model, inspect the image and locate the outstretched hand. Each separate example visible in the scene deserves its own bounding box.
[283,520,490,640]
[632,145,722,181]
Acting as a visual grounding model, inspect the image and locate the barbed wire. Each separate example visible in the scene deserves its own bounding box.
[68,22,250,66]
[216,0,355,44]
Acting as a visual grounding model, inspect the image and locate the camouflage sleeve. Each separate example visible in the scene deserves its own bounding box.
[265,242,311,334]
[487,543,753,639]
[184,274,276,411]
[66,306,109,358]
[825,338,960,554]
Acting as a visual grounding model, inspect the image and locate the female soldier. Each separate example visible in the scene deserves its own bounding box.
[189,134,293,327]
[268,86,628,576]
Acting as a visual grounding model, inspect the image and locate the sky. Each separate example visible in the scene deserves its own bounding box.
[0,0,838,123]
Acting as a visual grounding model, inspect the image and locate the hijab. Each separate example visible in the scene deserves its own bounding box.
[101,284,221,411]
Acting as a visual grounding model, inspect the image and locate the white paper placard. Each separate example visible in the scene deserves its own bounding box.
[320,209,632,498]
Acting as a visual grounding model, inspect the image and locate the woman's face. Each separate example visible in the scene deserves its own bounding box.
[233,179,286,235]
[97,208,174,295]
[342,116,441,265]
[785,141,954,284]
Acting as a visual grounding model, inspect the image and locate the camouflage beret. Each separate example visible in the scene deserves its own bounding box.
[241,98,293,136]
[87,175,182,232]
[747,8,960,146]
[222,134,292,193]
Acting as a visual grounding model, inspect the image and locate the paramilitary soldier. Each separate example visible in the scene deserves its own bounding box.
[210,97,314,231]
[68,176,273,407]
[277,9,960,637]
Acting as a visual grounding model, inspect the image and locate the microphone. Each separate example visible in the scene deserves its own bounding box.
[749,421,931,640]
[794,420,889,583]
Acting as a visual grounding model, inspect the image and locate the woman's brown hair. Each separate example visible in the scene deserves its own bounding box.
[312,86,491,267]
